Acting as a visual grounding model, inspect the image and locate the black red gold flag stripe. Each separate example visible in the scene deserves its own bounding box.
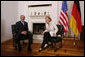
[70,1,82,37]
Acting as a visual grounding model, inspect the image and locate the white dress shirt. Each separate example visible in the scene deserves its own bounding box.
[44,21,58,36]
[21,21,24,25]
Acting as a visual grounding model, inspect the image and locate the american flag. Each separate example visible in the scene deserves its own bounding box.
[59,1,68,34]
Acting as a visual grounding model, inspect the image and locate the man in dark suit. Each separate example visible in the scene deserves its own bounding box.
[16,15,33,52]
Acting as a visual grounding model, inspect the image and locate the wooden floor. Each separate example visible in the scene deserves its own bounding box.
[1,38,84,56]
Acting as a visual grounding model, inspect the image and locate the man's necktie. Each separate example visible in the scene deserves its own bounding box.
[21,22,24,25]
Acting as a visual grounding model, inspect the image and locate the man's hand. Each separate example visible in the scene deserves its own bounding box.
[21,31,27,35]
[42,31,45,34]
[41,31,46,35]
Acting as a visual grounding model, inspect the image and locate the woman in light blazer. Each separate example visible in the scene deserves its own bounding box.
[39,16,58,52]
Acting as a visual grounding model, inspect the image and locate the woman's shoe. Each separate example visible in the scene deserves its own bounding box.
[38,48,43,52]
[38,46,49,52]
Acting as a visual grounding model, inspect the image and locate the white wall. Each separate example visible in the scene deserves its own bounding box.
[80,1,84,25]
[18,1,84,31]
[1,1,84,42]
[1,1,18,42]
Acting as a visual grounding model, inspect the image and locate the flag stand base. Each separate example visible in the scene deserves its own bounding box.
[73,41,76,46]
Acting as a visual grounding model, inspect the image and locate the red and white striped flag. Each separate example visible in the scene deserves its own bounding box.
[59,1,68,34]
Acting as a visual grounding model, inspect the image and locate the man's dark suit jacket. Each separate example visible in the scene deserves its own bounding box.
[16,21,29,40]
[16,21,33,48]
[16,21,28,35]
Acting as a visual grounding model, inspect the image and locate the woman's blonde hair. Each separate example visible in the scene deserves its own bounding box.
[45,16,52,22]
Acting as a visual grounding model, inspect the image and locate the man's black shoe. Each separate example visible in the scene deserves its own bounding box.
[18,47,22,52]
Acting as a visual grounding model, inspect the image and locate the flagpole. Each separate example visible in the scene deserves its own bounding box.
[73,35,76,46]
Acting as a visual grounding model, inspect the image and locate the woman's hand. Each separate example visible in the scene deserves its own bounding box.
[53,33,57,37]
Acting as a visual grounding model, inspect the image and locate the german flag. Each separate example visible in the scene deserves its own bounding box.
[70,1,82,37]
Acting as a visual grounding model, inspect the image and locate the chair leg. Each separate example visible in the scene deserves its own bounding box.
[13,39,15,47]
[57,41,62,49]
[23,40,25,45]
[53,43,57,52]
[13,43,18,50]
[54,48,57,52]
[60,41,62,48]
[53,41,62,52]
[13,39,18,50]
[13,41,15,47]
